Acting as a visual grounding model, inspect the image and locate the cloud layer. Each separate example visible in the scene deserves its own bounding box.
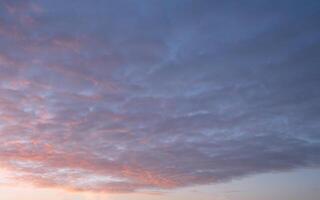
[0,0,320,193]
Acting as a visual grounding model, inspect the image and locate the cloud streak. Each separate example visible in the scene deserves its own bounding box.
[0,0,320,193]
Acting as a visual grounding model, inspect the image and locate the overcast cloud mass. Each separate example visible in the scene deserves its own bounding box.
[0,0,320,194]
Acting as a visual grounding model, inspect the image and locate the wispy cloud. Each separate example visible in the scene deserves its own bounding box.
[0,0,320,193]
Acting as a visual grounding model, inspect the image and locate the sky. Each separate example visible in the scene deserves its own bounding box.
[0,0,320,200]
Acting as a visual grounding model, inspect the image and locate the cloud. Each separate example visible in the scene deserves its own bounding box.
[0,0,320,193]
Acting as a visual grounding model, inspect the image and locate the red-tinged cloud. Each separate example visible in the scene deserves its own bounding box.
[0,0,320,194]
